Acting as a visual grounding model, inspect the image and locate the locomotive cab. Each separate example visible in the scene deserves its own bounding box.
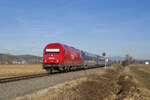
[44,48,61,63]
[43,43,64,71]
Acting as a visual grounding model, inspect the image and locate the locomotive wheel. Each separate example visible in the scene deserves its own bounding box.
[69,66,72,71]
[63,67,67,72]
[63,66,69,72]
[67,67,70,72]
[47,68,53,74]
[58,68,63,73]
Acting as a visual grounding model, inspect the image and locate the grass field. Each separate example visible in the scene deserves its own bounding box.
[0,64,46,78]
[14,65,150,100]
[129,64,150,90]
[15,66,121,100]
[16,66,150,100]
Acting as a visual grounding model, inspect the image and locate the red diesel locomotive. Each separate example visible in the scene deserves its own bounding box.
[43,43,83,72]
[43,43,105,73]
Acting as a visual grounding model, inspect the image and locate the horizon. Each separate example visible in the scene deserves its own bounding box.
[0,49,149,61]
[0,0,150,59]
[1,52,148,61]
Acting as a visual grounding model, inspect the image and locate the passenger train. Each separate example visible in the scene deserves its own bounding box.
[42,43,106,73]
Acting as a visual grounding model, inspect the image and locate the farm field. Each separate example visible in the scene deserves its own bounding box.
[129,64,150,90]
[0,64,46,78]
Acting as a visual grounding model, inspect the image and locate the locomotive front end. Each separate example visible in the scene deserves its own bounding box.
[43,43,64,71]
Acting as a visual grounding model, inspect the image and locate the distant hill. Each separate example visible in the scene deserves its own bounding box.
[109,56,125,61]
[145,60,150,62]
[142,60,150,62]
[0,53,42,64]
[15,55,42,60]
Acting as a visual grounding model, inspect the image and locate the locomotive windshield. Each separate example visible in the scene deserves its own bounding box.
[46,48,60,54]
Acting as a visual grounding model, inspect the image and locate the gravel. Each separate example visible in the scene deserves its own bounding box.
[0,68,104,100]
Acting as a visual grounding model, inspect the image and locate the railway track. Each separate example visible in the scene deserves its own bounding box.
[0,67,103,100]
[0,66,104,84]
[0,73,50,84]
[0,70,76,84]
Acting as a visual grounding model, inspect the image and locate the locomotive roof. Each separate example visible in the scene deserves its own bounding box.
[47,43,81,51]
[47,43,104,57]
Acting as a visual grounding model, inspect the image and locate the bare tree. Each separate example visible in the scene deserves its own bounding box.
[1,54,13,64]
[122,55,135,66]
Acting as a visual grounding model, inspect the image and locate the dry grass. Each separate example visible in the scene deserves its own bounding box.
[129,64,150,90]
[0,64,45,78]
[14,65,150,100]
[15,77,89,100]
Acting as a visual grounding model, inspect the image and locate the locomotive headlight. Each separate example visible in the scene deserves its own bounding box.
[56,60,59,63]
[44,60,47,62]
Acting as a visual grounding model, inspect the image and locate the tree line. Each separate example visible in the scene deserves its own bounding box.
[0,54,13,64]
[0,54,42,64]
[113,54,144,67]
[121,55,136,66]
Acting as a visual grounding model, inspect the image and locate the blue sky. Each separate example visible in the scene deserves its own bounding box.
[0,0,150,59]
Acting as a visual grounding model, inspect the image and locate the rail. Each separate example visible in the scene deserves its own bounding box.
[0,73,49,84]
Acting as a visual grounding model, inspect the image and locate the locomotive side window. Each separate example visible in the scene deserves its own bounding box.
[46,48,60,54]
